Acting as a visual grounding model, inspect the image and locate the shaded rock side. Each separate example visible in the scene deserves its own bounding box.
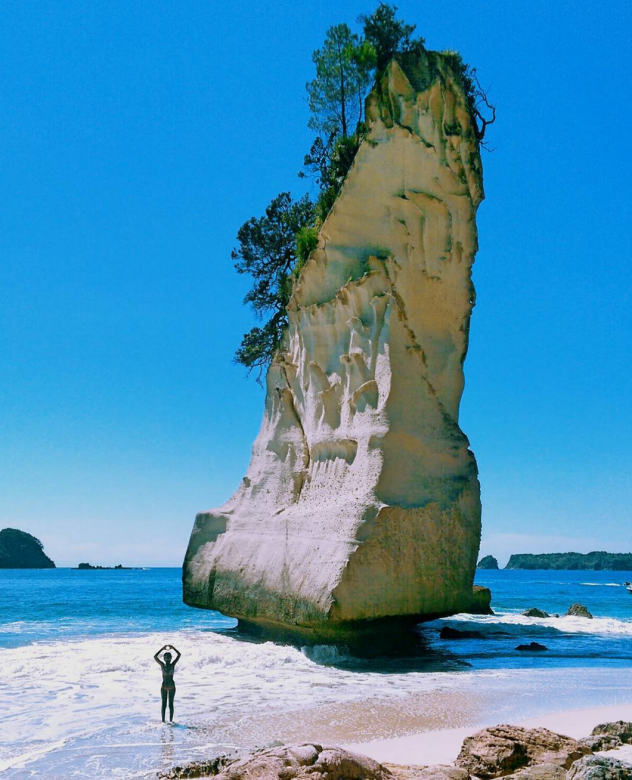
[184,52,484,638]
[0,528,55,569]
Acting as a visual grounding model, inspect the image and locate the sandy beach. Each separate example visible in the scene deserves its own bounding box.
[345,702,632,767]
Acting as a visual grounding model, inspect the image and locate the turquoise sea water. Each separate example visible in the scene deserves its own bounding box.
[1,568,631,778]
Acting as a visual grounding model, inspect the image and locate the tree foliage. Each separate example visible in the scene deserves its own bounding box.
[233,193,315,377]
[306,24,375,140]
[359,3,423,71]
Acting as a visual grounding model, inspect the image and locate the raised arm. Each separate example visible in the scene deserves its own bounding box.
[154,645,168,666]
[170,645,182,665]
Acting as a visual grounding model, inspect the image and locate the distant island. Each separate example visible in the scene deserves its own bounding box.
[505,552,632,571]
[0,528,56,569]
[74,563,139,570]
[477,555,499,570]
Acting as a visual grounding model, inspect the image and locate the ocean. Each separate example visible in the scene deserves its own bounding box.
[1,568,631,778]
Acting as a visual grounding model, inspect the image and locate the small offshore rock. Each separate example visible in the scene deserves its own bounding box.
[591,722,632,745]
[477,555,499,570]
[566,754,632,779]
[502,764,566,779]
[456,725,588,778]
[469,585,494,615]
[515,642,548,652]
[579,735,624,753]
[523,608,550,618]
[214,743,392,779]
[566,604,594,619]
[440,626,484,640]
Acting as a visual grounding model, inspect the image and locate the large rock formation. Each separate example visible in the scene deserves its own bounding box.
[184,51,484,643]
[0,528,56,569]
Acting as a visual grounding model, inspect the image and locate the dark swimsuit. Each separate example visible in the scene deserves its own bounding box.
[161,665,175,691]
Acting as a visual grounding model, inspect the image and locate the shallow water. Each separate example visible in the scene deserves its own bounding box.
[1,568,631,778]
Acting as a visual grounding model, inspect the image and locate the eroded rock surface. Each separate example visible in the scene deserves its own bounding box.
[566,755,632,779]
[214,744,391,780]
[456,726,588,778]
[184,51,484,640]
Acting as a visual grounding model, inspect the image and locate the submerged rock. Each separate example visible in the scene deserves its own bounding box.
[0,528,55,569]
[515,642,548,652]
[523,608,550,618]
[456,725,588,778]
[566,604,594,619]
[440,626,484,639]
[183,51,485,642]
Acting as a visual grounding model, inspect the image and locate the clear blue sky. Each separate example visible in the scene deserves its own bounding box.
[1,1,630,567]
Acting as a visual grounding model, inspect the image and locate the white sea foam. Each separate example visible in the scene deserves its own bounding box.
[449,611,632,636]
[580,582,624,587]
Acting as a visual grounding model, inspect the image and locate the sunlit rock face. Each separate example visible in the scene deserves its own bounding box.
[184,53,484,643]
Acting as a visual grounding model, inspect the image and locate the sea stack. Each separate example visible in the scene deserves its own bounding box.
[184,51,484,644]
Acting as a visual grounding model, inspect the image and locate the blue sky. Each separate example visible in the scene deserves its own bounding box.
[1,1,630,567]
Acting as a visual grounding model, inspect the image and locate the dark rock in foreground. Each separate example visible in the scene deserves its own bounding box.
[523,608,550,618]
[456,725,589,778]
[478,555,500,570]
[0,528,55,569]
[516,642,548,652]
[566,604,594,619]
[566,755,632,779]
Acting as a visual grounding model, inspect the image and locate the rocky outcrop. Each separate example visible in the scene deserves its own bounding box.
[590,723,632,745]
[468,585,493,615]
[523,608,550,618]
[566,604,593,619]
[184,51,483,642]
[214,744,391,780]
[0,528,55,569]
[503,766,566,780]
[456,726,588,778]
[566,755,632,779]
[478,555,499,570]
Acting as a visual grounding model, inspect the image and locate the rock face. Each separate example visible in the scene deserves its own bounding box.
[478,555,499,570]
[566,755,632,779]
[0,528,55,569]
[566,604,593,619]
[184,52,484,642]
[214,744,391,780]
[456,726,589,778]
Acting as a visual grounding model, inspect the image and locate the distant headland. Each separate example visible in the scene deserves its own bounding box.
[73,563,140,570]
[505,552,632,571]
[0,528,56,569]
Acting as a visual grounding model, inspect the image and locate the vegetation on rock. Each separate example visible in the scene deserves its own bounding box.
[0,528,55,569]
[506,552,632,571]
[234,4,494,377]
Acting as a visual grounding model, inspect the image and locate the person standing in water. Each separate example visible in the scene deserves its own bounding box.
[154,644,181,722]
